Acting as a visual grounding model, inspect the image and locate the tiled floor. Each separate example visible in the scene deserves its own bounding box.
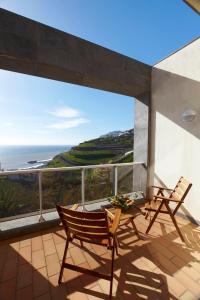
[0,212,200,300]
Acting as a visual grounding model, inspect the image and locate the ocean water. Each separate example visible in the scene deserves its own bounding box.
[0,145,72,170]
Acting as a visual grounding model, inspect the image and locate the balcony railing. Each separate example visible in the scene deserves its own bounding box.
[0,162,146,222]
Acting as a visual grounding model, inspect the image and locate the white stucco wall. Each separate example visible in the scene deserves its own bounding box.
[151,38,200,223]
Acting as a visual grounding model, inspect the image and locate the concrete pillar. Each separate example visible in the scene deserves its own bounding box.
[133,93,150,197]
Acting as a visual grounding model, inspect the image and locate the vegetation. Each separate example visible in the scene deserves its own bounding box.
[48,129,134,167]
[0,129,134,218]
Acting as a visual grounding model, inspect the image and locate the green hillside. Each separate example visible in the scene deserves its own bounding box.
[48,129,134,167]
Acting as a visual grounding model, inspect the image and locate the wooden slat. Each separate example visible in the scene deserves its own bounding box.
[69,228,109,240]
[58,205,106,219]
[104,208,115,220]
[63,220,108,234]
[178,182,189,190]
[171,192,181,201]
[180,177,191,186]
[61,213,107,227]
[174,187,185,196]
[73,235,109,246]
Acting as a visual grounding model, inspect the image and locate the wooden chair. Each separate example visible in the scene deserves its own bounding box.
[56,204,121,299]
[145,177,192,242]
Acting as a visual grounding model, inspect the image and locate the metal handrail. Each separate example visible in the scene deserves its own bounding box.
[0,161,144,175]
[0,161,145,222]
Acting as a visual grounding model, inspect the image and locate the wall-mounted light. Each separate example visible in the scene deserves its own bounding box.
[182,109,197,122]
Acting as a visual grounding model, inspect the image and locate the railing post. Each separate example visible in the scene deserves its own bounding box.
[114,166,118,196]
[38,171,45,222]
[81,168,86,211]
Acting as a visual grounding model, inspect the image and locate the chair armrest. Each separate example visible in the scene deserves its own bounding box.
[152,185,173,191]
[109,208,121,235]
[104,208,115,220]
[71,204,79,210]
[155,195,180,202]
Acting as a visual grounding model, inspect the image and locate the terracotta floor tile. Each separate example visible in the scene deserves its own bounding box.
[179,290,196,300]
[153,267,186,298]
[68,290,89,299]
[98,278,115,297]
[175,269,200,297]
[83,250,102,270]
[34,293,52,300]
[7,246,19,260]
[0,278,16,300]
[52,231,65,244]
[0,245,7,274]
[0,208,199,300]
[17,263,32,289]
[81,242,93,251]
[19,245,32,264]
[151,241,175,259]
[20,238,31,248]
[46,253,60,277]
[91,244,107,256]
[16,285,33,300]
[32,249,46,269]
[171,256,200,282]
[32,236,43,252]
[49,273,67,300]
[33,266,49,297]
[10,241,20,251]
[63,257,80,283]
[55,242,70,261]
[1,258,18,282]
[42,232,52,241]
[43,239,56,256]
[151,252,177,274]
[69,245,86,265]
[87,284,103,300]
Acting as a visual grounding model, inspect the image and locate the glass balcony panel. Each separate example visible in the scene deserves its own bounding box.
[117,165,133,194]
[42,170,81,210]
[0,173,39,219]
[85,167,113,202]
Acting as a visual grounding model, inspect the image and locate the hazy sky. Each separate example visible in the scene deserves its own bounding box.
[0,0,199,145]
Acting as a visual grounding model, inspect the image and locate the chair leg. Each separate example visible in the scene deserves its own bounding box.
[109,246,115,299]
[165,202,185,242]
[172,202,182,216]
[146,201,164,234]
[130,218,140,239]
[114,235,119,256]
[58,236,69,284]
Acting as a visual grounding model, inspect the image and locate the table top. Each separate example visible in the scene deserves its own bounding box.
[105,205,144,220]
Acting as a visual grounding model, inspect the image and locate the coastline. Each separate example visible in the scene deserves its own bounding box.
[0,145,72,171]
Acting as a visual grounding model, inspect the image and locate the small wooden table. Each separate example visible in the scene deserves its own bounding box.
[103,204,145,240]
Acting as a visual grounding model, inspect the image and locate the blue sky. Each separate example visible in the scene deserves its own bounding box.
[0,0,199,145]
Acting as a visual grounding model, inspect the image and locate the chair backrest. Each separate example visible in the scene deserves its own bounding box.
[170,177,192,202]
[56,205,110,244]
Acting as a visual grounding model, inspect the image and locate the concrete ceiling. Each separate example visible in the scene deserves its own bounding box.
[0,8,151,98]
[183,0,200,14]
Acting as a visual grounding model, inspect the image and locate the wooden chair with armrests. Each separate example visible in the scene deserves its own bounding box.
[145,177,192,242]
[56,204,121,299]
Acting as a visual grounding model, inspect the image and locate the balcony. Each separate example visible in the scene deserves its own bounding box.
[0,6,200,300]
[0,206,200,300]
[0,162,145,238]
[1,163,199,299]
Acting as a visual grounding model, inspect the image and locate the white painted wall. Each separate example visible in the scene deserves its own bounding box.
[151,38,200,224]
